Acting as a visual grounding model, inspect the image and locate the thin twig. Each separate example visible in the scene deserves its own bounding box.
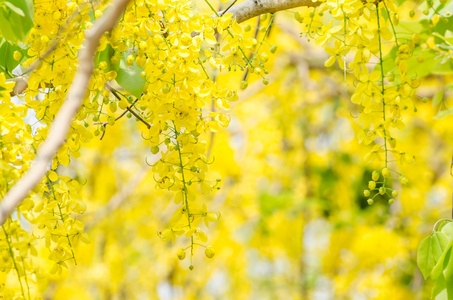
[242,16,261,81]
[94,84,139,140]
[93,99,138,126]
[207,1,224,159]
[220,0,237,16]
[105,83,151,129]
[126,107,151,129]
[0,0,132,225]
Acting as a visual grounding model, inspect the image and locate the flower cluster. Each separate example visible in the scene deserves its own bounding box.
[296,0,421,204]
[2,0,281,293]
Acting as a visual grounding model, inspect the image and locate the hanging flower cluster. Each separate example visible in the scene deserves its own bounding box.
[295,0,423,204]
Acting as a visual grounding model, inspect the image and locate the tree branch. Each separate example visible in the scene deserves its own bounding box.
[0,0,132,225]
[219,0,321,24]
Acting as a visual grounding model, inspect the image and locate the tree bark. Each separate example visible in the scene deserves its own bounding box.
[219,0,320,24]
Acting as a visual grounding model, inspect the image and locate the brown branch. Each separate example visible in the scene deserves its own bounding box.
[219,0,321,24]
[105,83,151,129]
[94,84,139,140]
[219,0,377,24]
[0,0,132,225]
[126,106,151,129]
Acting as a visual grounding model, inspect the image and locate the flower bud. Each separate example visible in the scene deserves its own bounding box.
[372,171,380,181]
[177,248,186,260]
[205,246,215,258]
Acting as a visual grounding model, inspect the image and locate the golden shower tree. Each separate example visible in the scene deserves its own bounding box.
[1,0,453,298]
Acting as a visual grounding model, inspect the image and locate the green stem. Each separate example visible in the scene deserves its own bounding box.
[198,58,210,79]
[383,1,399,47]
[433,218,452,232]
[253,14,274,61]
[376,4,388,168]
[173,123,194,259]
[14,230,31,300]
[57,203,78,265]
[203,0,254,69]
[19,255,31,300]
[46,173,77,265]
[2,225,26,299]
[342,7,348,84]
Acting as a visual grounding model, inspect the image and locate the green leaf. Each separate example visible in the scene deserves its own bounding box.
[432,242,453,280]
[431,240,453,300]
[395,20,427,36]
[418,236,436,279]
[2,2,24,16]
[433,15,453,42]
[0,0,33,42]
[433,282,448,300]
[433,59,453,75]
[95,44,114,72]
[381,48,440,84]
[0,38,29,78]
[433,232,451,260]
[444,256,453,300]
[418,232,450,279]
[439,220,450,232]
[433,91,444,107]
[113,53,146,98]
[442,222,453,239]
[435,107,453,120]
